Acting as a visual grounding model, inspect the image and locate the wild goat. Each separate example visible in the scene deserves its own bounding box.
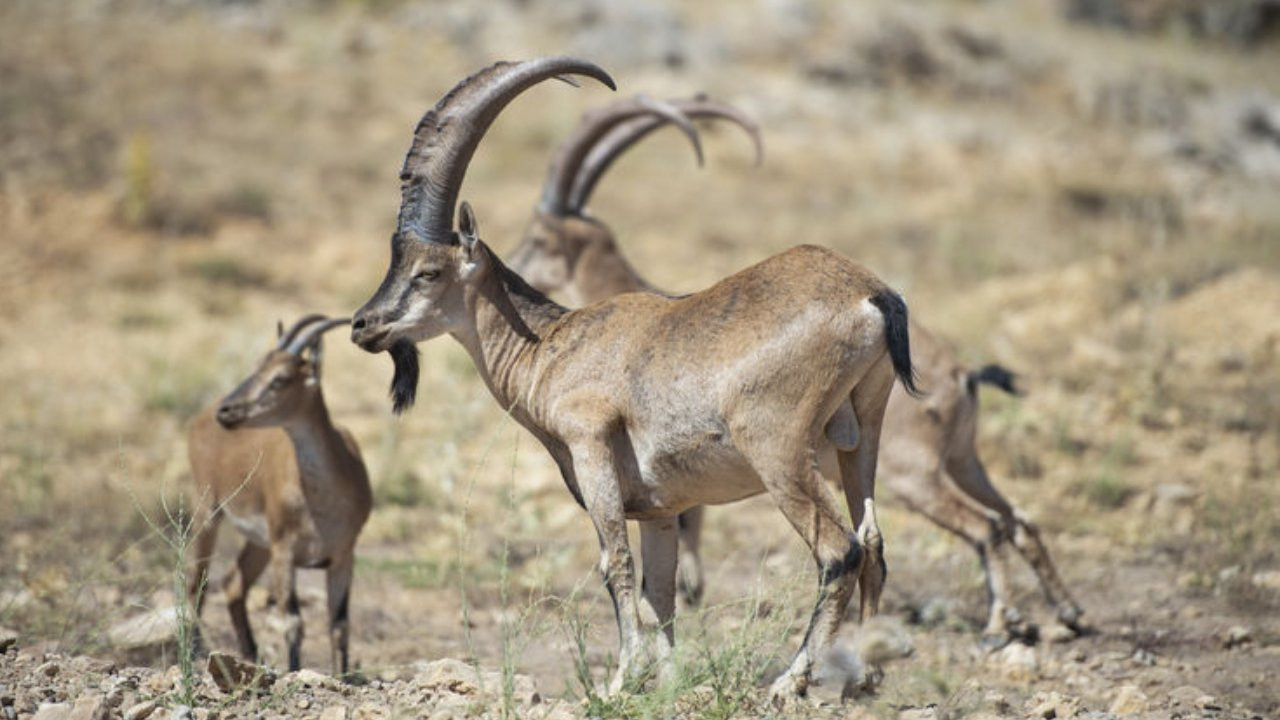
[350,57,918,703]
[505,97,1085,645]
[187,315,371,674]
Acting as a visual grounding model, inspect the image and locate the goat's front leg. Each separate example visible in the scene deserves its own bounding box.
[326,551,355,676]
[571,436,647,694]
[267,543,303,671]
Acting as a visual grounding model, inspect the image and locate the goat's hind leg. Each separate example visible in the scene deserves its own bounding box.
[224,542,270,662]
[675,506,705,606]
[947,453,1084,633]
[754,449,862,706]
[839,356,896,624]
[639,518,678,683]
[326,552,355,676]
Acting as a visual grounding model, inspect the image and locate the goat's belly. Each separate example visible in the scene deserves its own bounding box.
[625,446,764,518]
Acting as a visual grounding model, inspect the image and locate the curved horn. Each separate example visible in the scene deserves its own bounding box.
[285,317,351,356]
[276,313,328,350]
[397,57,615,244]
[567,94,764,213]
[538,95,703,215]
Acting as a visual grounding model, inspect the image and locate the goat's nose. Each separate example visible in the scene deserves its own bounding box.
[352,316,367,331]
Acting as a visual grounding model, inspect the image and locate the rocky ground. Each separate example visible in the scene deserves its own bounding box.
[2,1,1278,718]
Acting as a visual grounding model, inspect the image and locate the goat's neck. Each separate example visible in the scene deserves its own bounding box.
[279,391,365,503]
[453,256,567,418]
[572,244,658,305]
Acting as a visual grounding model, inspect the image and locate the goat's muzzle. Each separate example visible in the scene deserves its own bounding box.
[215,404,247,429]
[350,314,389,353]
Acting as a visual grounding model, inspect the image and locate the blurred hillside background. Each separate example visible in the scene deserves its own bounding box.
[1,0,1277,717]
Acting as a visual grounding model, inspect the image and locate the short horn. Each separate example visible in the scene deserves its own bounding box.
[276,313,328,350]
[285,317,351,356]
[538,95,703,215]
[568,94,764,213]
[397,57,615,244]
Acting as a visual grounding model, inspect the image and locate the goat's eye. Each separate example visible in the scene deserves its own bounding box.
[269,377,288,390]
[414,269,441,282]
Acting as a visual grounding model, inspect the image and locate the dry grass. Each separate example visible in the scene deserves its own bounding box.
[2,0,1279,716]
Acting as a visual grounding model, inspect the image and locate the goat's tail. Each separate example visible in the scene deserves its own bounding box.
[868,289,921,398]
[967,364,1020,396]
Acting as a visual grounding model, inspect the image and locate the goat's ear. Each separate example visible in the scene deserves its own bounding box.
[277,320,284,339]
[459,201,480,250]
[458,201,488,283]
[306,337,324,386]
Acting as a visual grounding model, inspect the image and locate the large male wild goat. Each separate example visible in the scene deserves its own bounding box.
[506,95,1085,646]
[187,315,371,674]
[350,58,917,703]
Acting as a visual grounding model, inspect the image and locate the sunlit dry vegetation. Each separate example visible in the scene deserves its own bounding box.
[1,0,1278,717]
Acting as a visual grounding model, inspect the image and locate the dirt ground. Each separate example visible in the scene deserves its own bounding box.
[1,1,1278,718]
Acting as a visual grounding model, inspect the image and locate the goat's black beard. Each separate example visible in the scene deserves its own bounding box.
[388,339,420,415]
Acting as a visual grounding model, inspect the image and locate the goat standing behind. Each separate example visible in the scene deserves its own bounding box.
[186,315,371,674]
[506,95,1085,646]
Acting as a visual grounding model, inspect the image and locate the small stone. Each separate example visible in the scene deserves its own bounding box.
[1027,691,1078,719]
[0,628,18,653]
[31,704,72,720]
[288,668,341,692]
[206,653,276,694]
[1109,684,1148,715]
[36,661,60,678]
[1224,625,1252,648]
[103,686,125,709]
[123,701,156,720]
[296,697,311,710]
[1251,570,1280,590]
[318,707,348,720]
[170,705,193,720]
[412,659,482,696]
[897,707,939,720]
[983,691,1011,715]
[995,642,1038,682]
[353,703,389,720]
[1042,622,1080,644]
[1131,648,1156,666]
[68,694,108,720]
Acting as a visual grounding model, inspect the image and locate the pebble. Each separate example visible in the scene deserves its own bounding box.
[35,662,59,679]
[1027,691,1078,719]
[1224,625,1253,648]
[123,701,156,720]
[0,629,17,654]
[995,642,1038,682]
[318,707,348,720]
[68,694,108,720]
[31,703,71,720]
[1109,684,1148,715]
[1252,570,1280,590]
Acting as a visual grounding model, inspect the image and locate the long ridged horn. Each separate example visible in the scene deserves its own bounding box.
[276,313,328,350]
[397,57,615,244]
[567,93,764,212]
[285,317,350,356]
[538,95,703,215]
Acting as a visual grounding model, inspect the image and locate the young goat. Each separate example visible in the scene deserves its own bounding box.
[350,57,918,704]
[187,315,371,674]
[505,94,1085,646]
